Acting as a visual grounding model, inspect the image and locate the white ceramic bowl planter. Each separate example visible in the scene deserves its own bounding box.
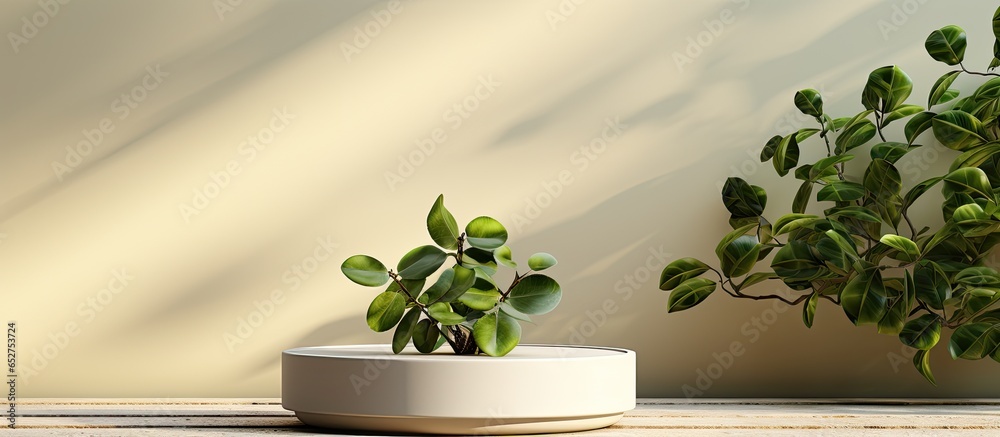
[282,344,635,435]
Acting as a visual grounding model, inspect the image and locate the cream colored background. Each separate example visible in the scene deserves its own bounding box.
[2,0,998,397]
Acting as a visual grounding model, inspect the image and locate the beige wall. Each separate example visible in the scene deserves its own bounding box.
[2,0,998,398]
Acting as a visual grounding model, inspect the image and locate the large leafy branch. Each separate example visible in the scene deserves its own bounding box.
[661,10,1000,384]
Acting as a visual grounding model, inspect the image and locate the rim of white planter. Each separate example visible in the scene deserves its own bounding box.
[282,344,636,435]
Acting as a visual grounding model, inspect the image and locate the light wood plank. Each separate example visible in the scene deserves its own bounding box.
[5,398,999,436]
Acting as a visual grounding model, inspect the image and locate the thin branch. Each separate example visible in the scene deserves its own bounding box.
[959,63,1000,77]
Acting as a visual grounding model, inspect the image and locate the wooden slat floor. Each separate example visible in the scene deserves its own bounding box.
[3,398,999,436]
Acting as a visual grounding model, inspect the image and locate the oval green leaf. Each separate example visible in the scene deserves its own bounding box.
[794,88,823,117]
[473,311,521,357]
[465,216,508,250]
[817,181,865,202]
[427,302,466,326]
[932,110,986,151]
[527,252,558,271]
[366,291,406,332]
[494,245,517,269]
[929,71,961,107]
[841,269,888,326]
[397,245,447,280]
[948,322,1000,360]
[427,194,460,250]
[720,235,760,278]
[659,257,711,291]
[341,255,390,287]
[392,307,421,354]
[412,319,441,353]
[722,177,766,217]
[667,277,716,313]
[925,25,967,66]
[899,314,942,350]
[506,274,561,315]
[862,66,912,112]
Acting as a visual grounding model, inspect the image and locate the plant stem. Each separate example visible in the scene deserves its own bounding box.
[709,267,807,306]
[455,233,466,265]
[959,63,1000,77]
[500,270,531,301]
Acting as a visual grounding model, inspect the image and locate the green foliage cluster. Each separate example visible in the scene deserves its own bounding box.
[662,8,1000,383]
[341,195,560,356]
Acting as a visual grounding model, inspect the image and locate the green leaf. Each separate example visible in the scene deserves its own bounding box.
[659,257,711,291]
[932,110,986,151]
[939,89,960,104]
[427,194,460,250]
[803,291,819,328]
[771,240,824,282]
[950,142,1000,172]
[419,268,454,305]
[904,111,936,144]
[914,261,952,310]
[667,277,717,313]
[794,88,824,117]
[366,291,406,332]
[473,311,521,357]
[810,154,854,180]
[392,307,420,354]
[965,288,1000,317]
[722,177,766,217]
[817,181,865,202]
[879,271,915,335]
[341,255,390,287]
[795,128,821,142]
[499,302,533,323]
[825,206,882,223]
[506,274,561,315]
[740,271,778,290]
[925,25,967,66]
[494,245,517,269]
[792,180,813,214]
[862,66,913,112]
[929,71,962,107]
[899,314,942,350]
[760,135,781,162]
[437,265,477,303]
[835,112,877,154]
[397,245,447,280]
[720,235,761,278]
[773,213,818,236]
[427,302,466,326]
[465,216,508,250]
[955,266,1000,287]
[461,247,498,275]
[880,234,920,262]
[902,177,943,211]
[773,134,800,177]
[994,6,1000,39]
[881,104,924,128]
[864,159,902,199]
[913,349,936,385]
[527,252,558,271]
[841,268,888,325]
[871,142,916,164]
[412,319,441,353]
[949,322,1000,360]
[943,167,994,199]
[715,223,758,260]
[458,277,501,311]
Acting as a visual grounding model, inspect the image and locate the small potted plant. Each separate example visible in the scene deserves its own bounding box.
[282,195,635,435]
[660,8,1000,385]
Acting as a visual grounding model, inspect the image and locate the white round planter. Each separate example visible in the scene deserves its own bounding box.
[282,344,635,435]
